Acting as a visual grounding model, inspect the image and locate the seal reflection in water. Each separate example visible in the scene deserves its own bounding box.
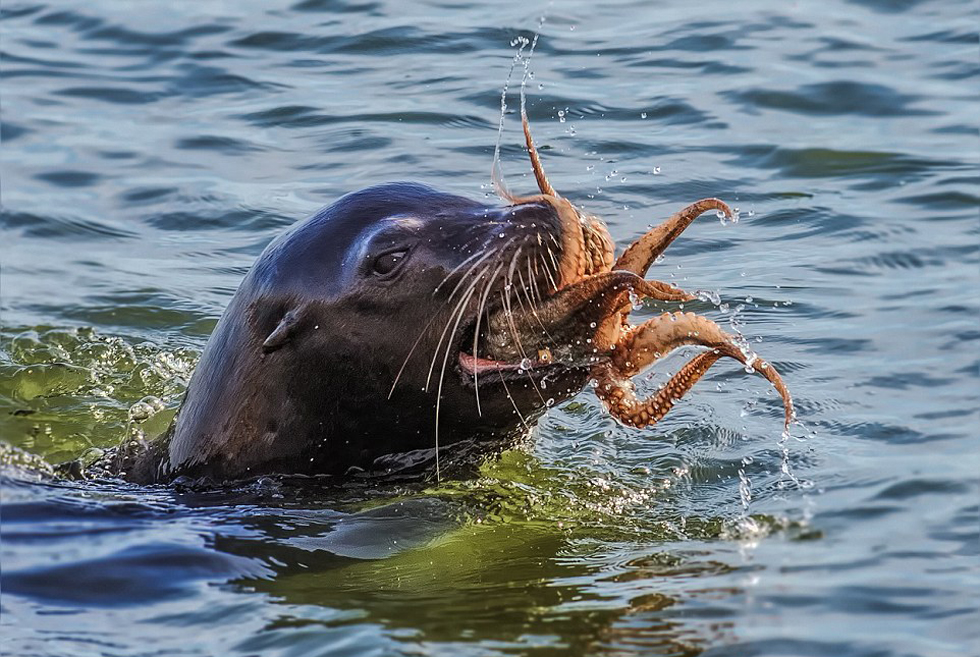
[112,115,793,484]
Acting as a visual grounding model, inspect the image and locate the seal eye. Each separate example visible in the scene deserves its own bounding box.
[373,250,408,277]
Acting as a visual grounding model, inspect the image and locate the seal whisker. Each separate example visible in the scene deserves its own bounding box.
[540,251,559,292]
[503,241,526,331]
[516,266,555,339]
[532,252,541,288]
[433,274,484,481]
[388,311,442,399]
[506,243,524,293]
[471,260,506,416]
[512,263,533,316]
[500,288,532,367]
[524,258,539,305]
[502,245,548,405]
[390,248,496,398]
[432,247,490,297]
[496,369,531,432]
[547,232,564,281]
[426,262,493,391]
[545,241,561,274]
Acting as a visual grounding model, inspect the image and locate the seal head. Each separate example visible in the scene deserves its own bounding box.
[128,182,613,483]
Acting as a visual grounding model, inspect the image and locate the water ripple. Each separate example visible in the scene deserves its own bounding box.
[729,81,938,117]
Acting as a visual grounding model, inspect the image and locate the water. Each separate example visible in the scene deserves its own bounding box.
[1,1,977,655]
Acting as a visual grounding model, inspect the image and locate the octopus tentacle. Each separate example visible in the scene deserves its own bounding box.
[535,272,694,322]
[523,270,678,330]
[519,113,617,281]
[615,199,733,276]
[632,278,695,302]
[490,272,693,359]
[522,109,558,197]
[594,351,723,428]
[607,312,794,428]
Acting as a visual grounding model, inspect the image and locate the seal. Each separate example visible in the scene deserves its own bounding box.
[112,180,623,483]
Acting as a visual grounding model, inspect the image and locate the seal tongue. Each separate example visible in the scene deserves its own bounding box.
[458,351,501,375]
[458,351,538,376]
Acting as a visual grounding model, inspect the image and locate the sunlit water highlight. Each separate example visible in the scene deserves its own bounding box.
[1,1,977,655]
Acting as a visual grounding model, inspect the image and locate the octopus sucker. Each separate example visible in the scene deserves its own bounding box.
[605,313,795,429]
[485,112,795,433]
[592,351,723,428]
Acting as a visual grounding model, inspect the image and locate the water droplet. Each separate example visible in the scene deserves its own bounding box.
[520,357,532,370]
[129,400,156,423]
[546,397,555,407]
[697,289,721,306]
[738,468,752,510]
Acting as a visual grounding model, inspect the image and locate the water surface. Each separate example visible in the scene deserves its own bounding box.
[2,1,978,655]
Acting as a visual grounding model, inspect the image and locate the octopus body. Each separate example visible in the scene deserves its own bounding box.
[494,111,795,432]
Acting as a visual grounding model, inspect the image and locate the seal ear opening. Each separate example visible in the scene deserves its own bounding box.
[262,308,303,354]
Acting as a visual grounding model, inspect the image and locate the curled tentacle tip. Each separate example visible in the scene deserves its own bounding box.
[703,197,733,217]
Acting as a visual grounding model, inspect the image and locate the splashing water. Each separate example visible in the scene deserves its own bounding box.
[491,6,552,196]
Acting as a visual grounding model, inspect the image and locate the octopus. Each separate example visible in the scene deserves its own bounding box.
[486,111,795,432]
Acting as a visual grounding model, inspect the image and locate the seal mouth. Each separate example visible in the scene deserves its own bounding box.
[456,315,569,382]
[457,349,557,377]
[453,270,639,386]
[452,197,628,387]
